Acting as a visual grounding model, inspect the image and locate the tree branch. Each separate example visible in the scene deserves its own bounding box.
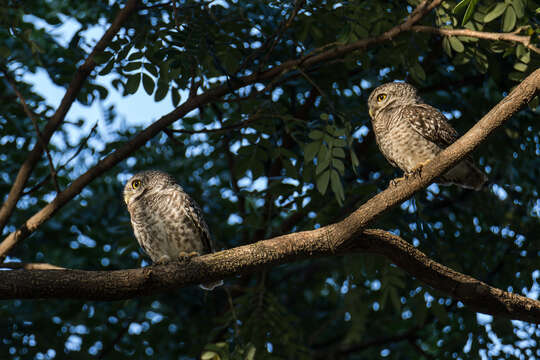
[0,0,443,258]
[2,226,539,323]
[0,0,140,235]
[0,68,538,324]
[0,262,66,270]
[412,25,540,54]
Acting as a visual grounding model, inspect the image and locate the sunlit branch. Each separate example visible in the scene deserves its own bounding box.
[412,25,540,55]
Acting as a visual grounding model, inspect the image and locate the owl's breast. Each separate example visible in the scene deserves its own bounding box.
[376,118,441,173]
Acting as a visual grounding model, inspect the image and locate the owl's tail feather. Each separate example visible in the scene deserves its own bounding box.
[440,160,488,191]
[199,280,224,291]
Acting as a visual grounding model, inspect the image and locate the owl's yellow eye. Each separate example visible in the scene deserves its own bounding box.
[132,179,142,190]
[377,94,387,102]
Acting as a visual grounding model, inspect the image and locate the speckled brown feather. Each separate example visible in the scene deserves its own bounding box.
[367,82,487,190]
[124,170,223,290]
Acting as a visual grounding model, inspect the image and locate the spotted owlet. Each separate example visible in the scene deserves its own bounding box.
[367,82,487,190]
[123,170,223,290]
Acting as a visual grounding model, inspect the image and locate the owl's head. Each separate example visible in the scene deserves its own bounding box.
[367,82,420,120]
[123,170,178,207]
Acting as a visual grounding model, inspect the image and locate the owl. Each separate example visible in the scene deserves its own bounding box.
[367,82,487,190]
[123,170,223,290]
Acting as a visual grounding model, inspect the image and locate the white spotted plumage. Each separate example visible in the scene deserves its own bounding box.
[123,170,222,290]
[367,82,488,190]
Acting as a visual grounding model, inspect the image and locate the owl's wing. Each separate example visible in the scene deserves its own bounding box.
[181,193,214,254]
[401,104,459,148]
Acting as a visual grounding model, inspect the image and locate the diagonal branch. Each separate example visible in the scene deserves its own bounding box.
[0,0,443,258]
[412,25,540,54]
[0,0,140,235]
[0,69,538,324]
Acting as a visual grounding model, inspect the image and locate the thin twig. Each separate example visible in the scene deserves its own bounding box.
[236,0,306,74]
[412,25,540,54]
[261,0,306,66]
[223,286,240,336]
[168,111,264,135]
[1,68,60,192]
[21,121,99,196]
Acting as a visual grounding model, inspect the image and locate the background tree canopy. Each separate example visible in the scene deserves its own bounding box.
[1,0,539,359]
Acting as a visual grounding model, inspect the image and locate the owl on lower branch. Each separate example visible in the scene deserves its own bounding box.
[367,82,487,190]
[123,170,223,290]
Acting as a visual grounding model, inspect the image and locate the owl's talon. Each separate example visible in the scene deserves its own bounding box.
[178,251,199,261]
[409,160,431,178]
[155,255,172,264]
[390,177,405,187]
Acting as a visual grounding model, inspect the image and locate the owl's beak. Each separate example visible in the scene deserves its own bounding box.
[123,193,131,206]
[369,109,373,118]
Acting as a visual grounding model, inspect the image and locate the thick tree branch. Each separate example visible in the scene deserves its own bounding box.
[0,69,538,324]
[0,0,140,235]
[0,262,66,270]
[2,226,539,323]
[412,25,540,54]
[0,0,442,257]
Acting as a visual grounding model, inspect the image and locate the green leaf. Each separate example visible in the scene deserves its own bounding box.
[330,169,344,204]
[142,73,155,95]
[316,170,330,195]
[448,37,465,52]
[128,51,143,61]
[410,63,426,82]
[484,3,507,23]
[452,0,470,15]
[124,74,141,95]
[316,154,330,175]
[304,141,321,162]
[200,351,221,360]
[513,62,527,72]
[308,130,324,140]
[171,87,180,107]
[489,41,506,53]
[124,61,142,71]
[318,143,331,163]
[154,81,168,102]
[458,0,479,25]
[144,63,158,77]
[350,150,359,170]
[332,147,345,158]
[93,51,114,64]
[512,0,525,18]
[245,344,256,360]
[502,6,516,32]
[515,44,526,59]
[98,59,115,76]
[508,71,525,81]
[442,37,452,56]
[332,158,345,175]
